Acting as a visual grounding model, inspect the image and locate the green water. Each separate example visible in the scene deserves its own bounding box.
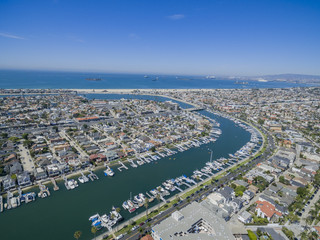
[0,110,250,240]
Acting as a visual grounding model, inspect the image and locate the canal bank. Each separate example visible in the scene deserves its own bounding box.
[0,94,251,240]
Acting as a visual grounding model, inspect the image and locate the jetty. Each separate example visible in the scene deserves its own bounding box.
[117,161,128,172]
[50,178,59,191]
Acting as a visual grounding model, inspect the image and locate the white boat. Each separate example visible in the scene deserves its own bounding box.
[104,166,115,176]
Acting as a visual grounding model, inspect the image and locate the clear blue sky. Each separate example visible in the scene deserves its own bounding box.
[0,0,319,76]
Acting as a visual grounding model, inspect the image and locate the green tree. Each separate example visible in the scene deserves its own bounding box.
[144,198,149,217]
[156,194,161,211]
[1,133,8,138]
[91,226,97,240]
[22,133,29,140]
[23,140,33,148]
[297,187,308,198]
[8,136,20,142]
[74,231,82,240]
[313,170,320,187]
[247,230,257,240]
[282,227,294,240]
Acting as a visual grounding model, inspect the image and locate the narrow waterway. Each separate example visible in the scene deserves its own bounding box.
[0,95,251,240]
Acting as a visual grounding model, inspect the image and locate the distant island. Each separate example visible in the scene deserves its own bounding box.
[85,78,102,81]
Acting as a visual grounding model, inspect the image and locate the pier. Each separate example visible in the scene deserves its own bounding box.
[182,182,191,188]
[50,178,59,191]
[142,156,150,163]
[117,161,128,172]
[63,175,70,190]
[88,171,99,181]
[160,195,166,203]
[175,185,183,192]
[128,159,137,168]
[38,182,51,198]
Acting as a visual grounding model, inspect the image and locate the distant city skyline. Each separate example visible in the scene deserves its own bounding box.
[0,0,320,76]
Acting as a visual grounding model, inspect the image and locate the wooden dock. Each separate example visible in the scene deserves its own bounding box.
[118,161,128,172]
[50,178,59,191]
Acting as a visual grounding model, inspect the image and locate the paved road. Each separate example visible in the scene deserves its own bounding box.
[300,186,320,226]
[59,130,89,159]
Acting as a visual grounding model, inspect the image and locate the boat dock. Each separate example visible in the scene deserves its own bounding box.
[160,195,166,203]
[88,171,99,181]
[128,159,137,168]
[175,185,183,192]
[63,175,70,190]
[0,195,3,213]
[118,161,128,172]
[141,156,150,163]
[182,182,191,188]
[145,192,154,199]
[38,182,51,198]
[50,178,59,191]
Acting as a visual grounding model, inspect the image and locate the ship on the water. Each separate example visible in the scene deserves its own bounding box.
[85,78,102,81]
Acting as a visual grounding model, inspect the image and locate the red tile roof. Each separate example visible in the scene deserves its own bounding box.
[256,200,282,218]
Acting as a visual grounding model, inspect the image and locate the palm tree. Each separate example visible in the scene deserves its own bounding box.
[309,231,319,240]
[144,197,149,217]
[156,193,161,210]
[91,226,97,240]
[196,176,200,187]
[300,230,308,240]
[74,231,82,240]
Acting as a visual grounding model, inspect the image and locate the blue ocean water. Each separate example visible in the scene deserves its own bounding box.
[0,70,315,89]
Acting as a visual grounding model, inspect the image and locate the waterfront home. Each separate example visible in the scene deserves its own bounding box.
[2,174,16,191]
[34,167,48,180]
[9,162,23,175]
[17,172,31,187]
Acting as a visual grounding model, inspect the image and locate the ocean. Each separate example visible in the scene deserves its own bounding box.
[0,70,315,89]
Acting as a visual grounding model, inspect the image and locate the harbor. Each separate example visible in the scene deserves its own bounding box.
[0,106,253,240]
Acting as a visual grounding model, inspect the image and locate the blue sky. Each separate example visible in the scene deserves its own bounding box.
[0,0,319,75]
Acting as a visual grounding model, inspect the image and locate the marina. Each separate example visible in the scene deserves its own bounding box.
[0,95,255,240]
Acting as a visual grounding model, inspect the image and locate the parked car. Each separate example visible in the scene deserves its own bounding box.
[116,234,124,240]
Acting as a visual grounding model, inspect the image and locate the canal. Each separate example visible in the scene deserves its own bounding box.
[0,94,251,240]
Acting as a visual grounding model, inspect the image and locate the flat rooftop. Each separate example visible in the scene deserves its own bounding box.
[152,201,235,240]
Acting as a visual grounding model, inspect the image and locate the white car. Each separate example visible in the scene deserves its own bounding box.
[116,234,124,240]
[131,226,139,231]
